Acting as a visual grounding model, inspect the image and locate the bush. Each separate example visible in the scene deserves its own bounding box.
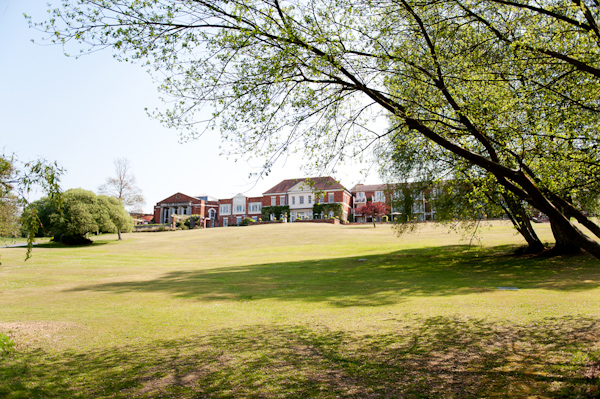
[241,217,254,226]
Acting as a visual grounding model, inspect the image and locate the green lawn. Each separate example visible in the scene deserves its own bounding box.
[0,222,599,398]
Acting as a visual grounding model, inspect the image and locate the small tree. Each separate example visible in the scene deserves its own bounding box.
[1,155,63,259]
[98,158,145,212]
[355,202,390,228]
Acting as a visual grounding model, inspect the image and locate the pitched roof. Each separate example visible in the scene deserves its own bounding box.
[263,176,346,194]
[351,184,387,193]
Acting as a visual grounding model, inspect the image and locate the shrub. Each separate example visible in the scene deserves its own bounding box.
[241,217,254,226]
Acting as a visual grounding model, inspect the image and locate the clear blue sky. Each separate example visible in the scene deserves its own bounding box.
[0,0,380,213]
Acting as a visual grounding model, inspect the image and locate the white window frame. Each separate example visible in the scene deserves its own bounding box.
[220,204,231,215]
[328,193,334,203]
[357,192,366,202]
[308,195,312,204]
[223,218,228,227]
[374,191,385,202]
[292,196,296,205]
[280,195,285,205]
[299,196,304,205]
[271,196,276,206]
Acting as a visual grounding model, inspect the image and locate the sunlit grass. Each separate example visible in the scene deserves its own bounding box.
[0,221,598,398]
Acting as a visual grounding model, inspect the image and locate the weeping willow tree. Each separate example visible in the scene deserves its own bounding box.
[1,155,63,259]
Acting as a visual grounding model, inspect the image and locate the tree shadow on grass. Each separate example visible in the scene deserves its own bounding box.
[1,241,110,252]
[1,315,599,398]
[66,245,600,307]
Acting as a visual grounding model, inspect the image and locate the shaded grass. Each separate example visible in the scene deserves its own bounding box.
[0,222,599,398]
[2,317,599,398]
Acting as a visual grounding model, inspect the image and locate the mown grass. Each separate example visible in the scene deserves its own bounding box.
[0,222,599,398]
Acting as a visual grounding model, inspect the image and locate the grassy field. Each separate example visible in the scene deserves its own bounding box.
[0,221,599,398]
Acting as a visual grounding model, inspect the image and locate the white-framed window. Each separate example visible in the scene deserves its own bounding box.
[236,216,242,225]
[328,193,334,203]
[356,192,366,202]
[308,195,312,204]
[374,191,385,202]
[220,204,231,215]
[292,196,296,205]
[208,208,216,219]
[299,196,304,205]
[223,218,228,227]
[249,202,262,213]
[280,196,285,205]
[271,196,276,206]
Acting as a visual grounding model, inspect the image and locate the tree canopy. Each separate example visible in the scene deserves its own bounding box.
[35,0,600,258]
[32,188,133,245]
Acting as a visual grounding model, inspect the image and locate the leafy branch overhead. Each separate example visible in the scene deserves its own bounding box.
[36,0,600,258]
[1,155,63,259]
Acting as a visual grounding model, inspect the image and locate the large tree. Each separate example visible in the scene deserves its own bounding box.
[32,188,133,244]
[36,0,600,258]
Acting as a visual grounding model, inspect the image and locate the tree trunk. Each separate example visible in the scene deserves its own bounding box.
[117,229,122,241]
[548,219,581,255]
[502,195,545,254]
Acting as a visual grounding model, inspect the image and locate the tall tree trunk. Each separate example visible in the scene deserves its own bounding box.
[548,219,581,255]
[501,194,545,254]
[117,229,122,241]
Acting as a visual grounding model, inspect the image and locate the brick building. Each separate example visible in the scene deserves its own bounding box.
[153,193,219,227]
[262,177,352,222]
[217,194,264,227]
[351,183,437,223]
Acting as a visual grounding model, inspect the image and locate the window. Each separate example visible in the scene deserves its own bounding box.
[292,196,296,205]
[374,191,385,202]
[223,218,228,227]
[208,209,216,219]
[249,202,261,213]
[356,192,366,202]
[236,216,242,225]
[308,195,312,204]
[280,196,285,205]
[299,196,304,205]
[220,204,231,215]
[235,205,244,212]
[271,196,276,206]
[328,193,334,203]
